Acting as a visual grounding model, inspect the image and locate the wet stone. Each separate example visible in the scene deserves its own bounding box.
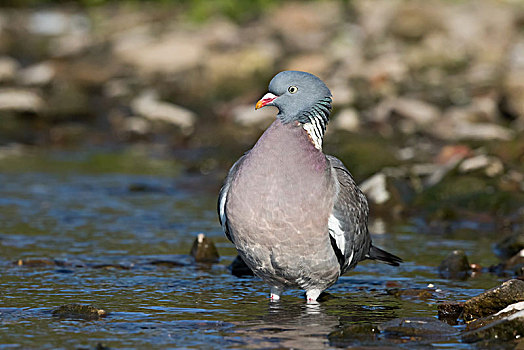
[190,233,219,263]
[463,279,524,321]
[52,304,107,320]
[378,317,457,341]
[386,288,433,300]
[15,258,56,267]
[149,259,185,268]
[504,249,524,276]
[462,310,524,343]
[495,231,524,260]
[438,301,464,325]
[438,250,471,280]
[128,183,165,193]
[91,263,133,270]
[229,255,254,277]
[328,323,379,347]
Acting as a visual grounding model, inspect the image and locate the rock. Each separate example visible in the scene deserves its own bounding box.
[120,116,152,138]
[495,301,524,316]
[331,108,360,132]
[91,263,133,270]
[149,259,185,268]
[113,29,207,75]
[49,31,92,57]
[190,233,219,263]
[425,150,466,187]
[268,1,341,51]
[0,56,19,82]
[15,258,55,267]
[131,91,196,134]
[438,250,471,280]
[462,309,524,343]
[127,182,164,193]
[432,116,514,141]
[44,81,89,120]
[229,255,254,277]
[458,155,504,177]
[17,61,55,86]
[504,249,524,276]
[438,301,465,325]
[360,173,390,205]
[205,45,277,88]
[378,317,457,340]
[284,53,331,77]
[328,323,379,347]
[0,88,44,113]
[435,145,473,165]
[52,304,106,320]
[49,123,90,145]
[358,170,415,216]
[386,288,434,300]
[388,3,442,41]
[495,231,524,260]
[232,104,275,127]
[28,10,90,36]
[463,279,524,321]
[329,82,355,107]
[372,97,440,128]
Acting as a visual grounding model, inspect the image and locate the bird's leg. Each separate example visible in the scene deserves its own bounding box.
[270,286,282,301]
[306,289,322,304]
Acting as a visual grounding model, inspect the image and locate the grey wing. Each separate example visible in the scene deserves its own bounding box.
[326,155,371,274]
[218,155,246,243]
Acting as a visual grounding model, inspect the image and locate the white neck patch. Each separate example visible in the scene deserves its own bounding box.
[303,122,323,150]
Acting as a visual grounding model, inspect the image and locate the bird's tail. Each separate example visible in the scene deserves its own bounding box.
[367,245,403,266]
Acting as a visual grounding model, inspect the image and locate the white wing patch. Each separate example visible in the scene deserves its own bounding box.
[218,187,228,229]
[328,214,345,250]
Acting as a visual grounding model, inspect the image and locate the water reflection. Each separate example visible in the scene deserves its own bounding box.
[230,301,340,349]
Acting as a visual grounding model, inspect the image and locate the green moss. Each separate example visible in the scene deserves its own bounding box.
[415,174,524,214]
[0,148,181,176]
[325,132,402,181]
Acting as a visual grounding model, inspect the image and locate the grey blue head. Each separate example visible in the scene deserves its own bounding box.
[255,71,332,125]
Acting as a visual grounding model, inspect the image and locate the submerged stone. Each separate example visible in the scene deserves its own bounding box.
[149,259,185,268]
[52,304,106,320]
[438,250,471,280]
[386,288,434,300]
[504,249,524,276]
[328,323,379,347]
[462,310,524,343]
[378,317,457,340]
[495,231,524,260]
[15,258,56,267]
[438,301,464,325]
[91,263,133,270]
[190,233,219,263]
[228,255,254,277]
[463,279,524,321]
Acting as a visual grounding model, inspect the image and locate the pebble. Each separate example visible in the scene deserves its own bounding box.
[131,91,196,134]
[438,250,471,280]
[190,233,220,263]
[463,279,524,321]
[52,304,106,320]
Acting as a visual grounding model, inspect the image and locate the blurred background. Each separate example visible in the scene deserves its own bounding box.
[2,1,524,349]
[0,0,523,219]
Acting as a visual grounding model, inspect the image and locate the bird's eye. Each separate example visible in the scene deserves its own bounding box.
[288,86,298,94]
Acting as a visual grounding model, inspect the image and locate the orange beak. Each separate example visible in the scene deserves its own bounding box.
[255,92,278,110]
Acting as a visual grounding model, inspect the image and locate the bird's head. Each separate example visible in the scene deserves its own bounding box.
[255,71,332,124]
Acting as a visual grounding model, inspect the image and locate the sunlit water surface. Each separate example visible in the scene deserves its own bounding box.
[0,150,504,349]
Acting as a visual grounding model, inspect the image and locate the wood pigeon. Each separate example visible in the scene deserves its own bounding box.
[218,71,402,303]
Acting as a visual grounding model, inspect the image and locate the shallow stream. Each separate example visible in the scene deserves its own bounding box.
[0,149,506,349]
